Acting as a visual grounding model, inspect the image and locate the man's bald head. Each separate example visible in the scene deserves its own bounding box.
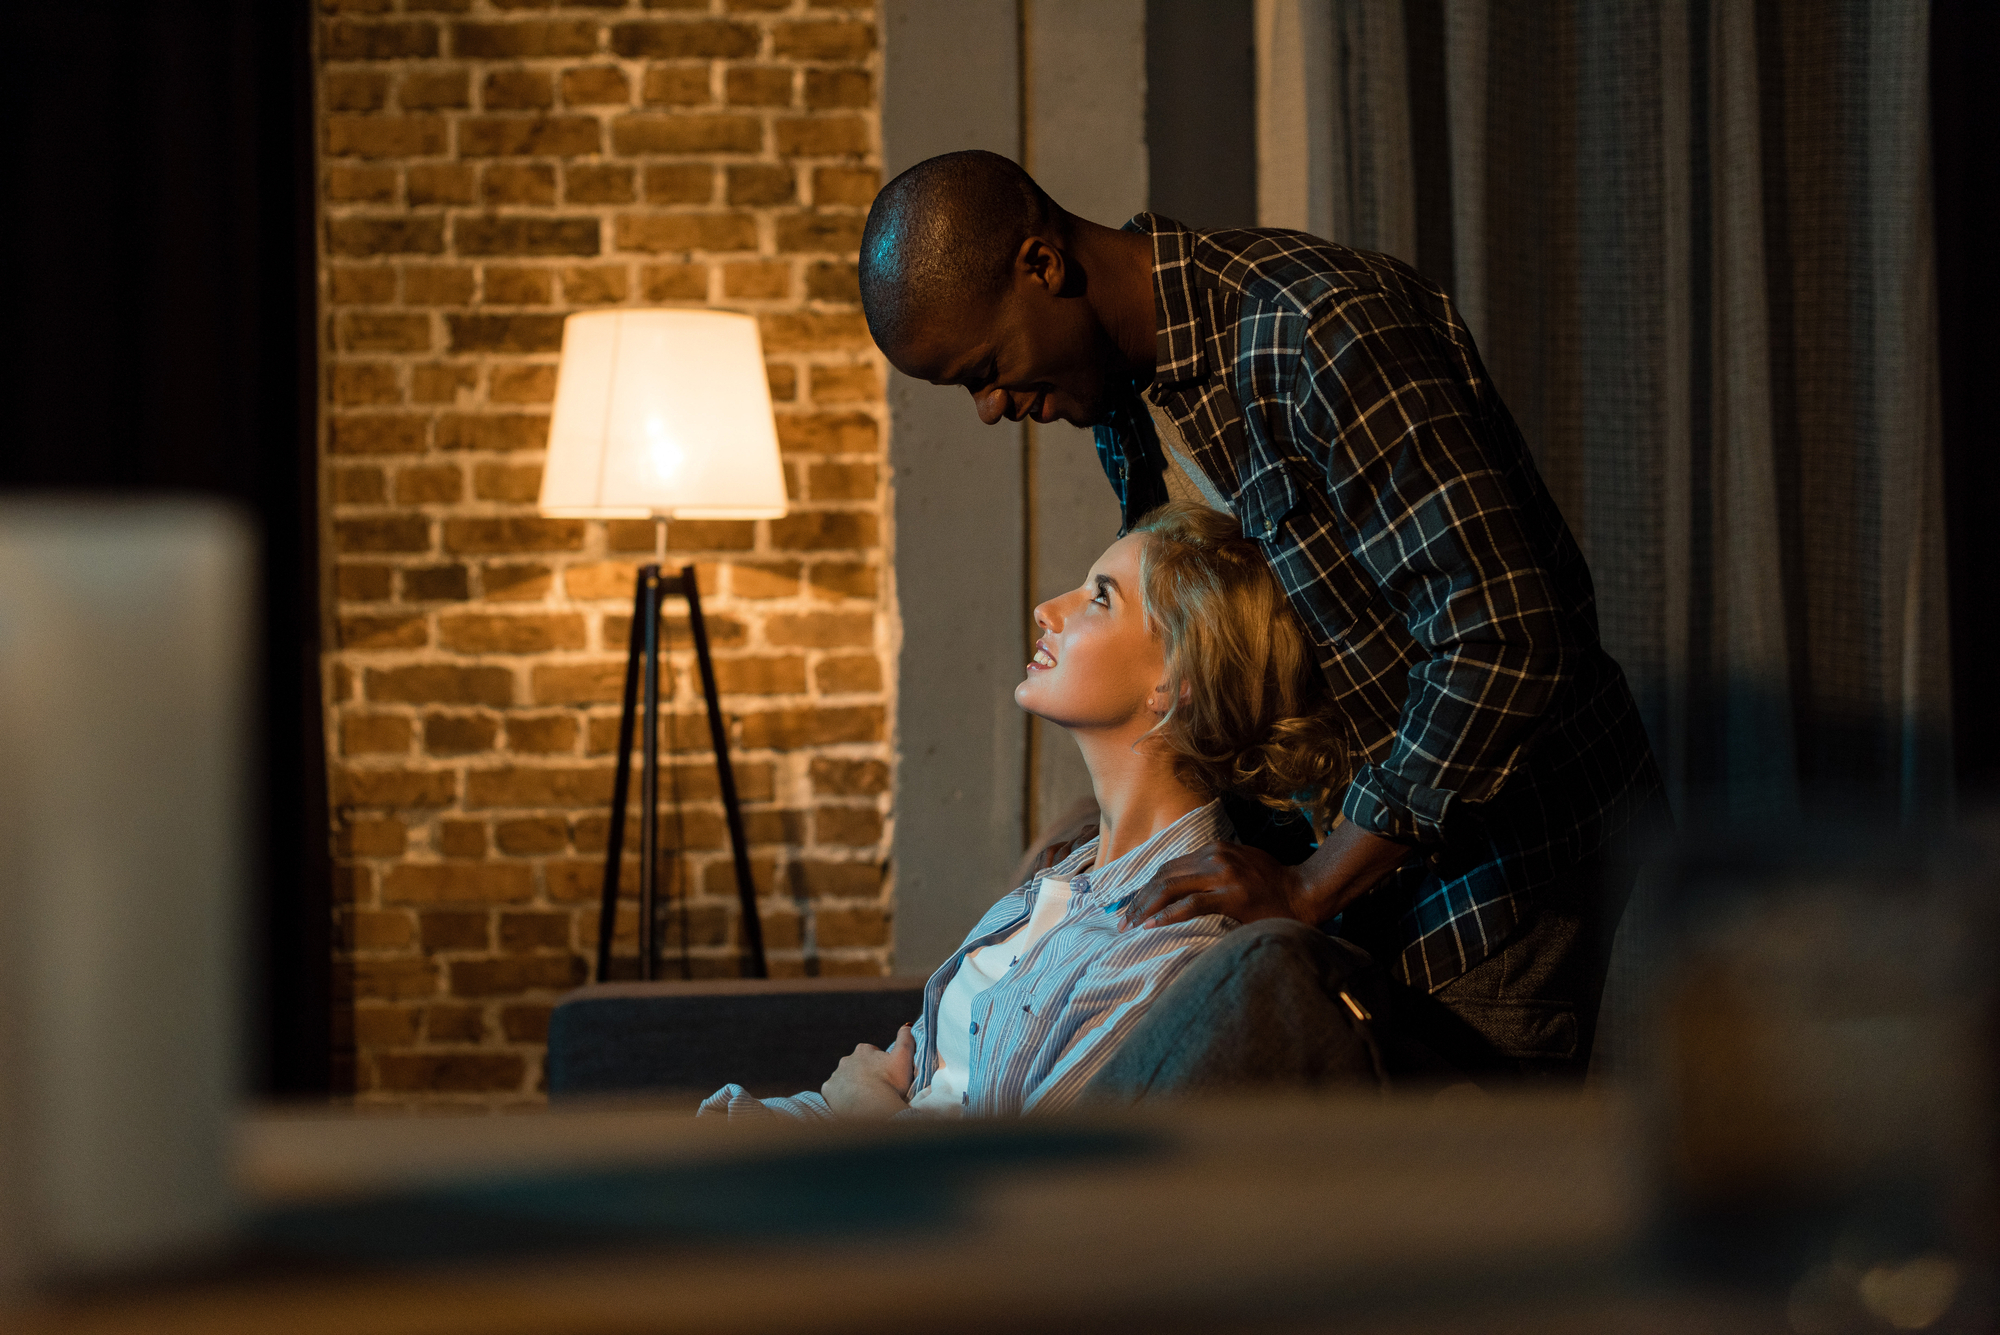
[859,150,1060,356]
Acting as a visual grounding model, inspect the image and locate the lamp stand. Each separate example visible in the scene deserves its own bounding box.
[594,546,768,982]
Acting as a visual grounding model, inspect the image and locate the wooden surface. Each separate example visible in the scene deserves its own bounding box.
[18,1091,1790,1334]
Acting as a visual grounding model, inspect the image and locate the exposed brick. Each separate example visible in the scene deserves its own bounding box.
[421,909,490,950]
[774,116,869,158]
[465,764,616,808]
[330,216,445,256]
[425,1005,486,1043]
[561,65,631,106]
[331,265,397,304]
[327,114,448,159]
[454,216,600,256]
[349,958,440,1002]
[609,20,760,59]
[496,814,569,852]
[640,65,712,107]
[324,20,440,60]
[366,664,515,706]
[486,563,554,602]
[340,614,429,651]
[804,67,870,109]
[482,163,557,206]
[501,1004,554,1043]
[406,162,478,206]
[816,806,883,847]
[423,712,499,755]
[809,363,879,403]
[770,509,877,550]
[490,366,558,404]
[459,116,601,158]
[449,954,586,996]
[375,1053,524,1093]
[815,904,889,947]
[612,114,762,156]
[474,463,545,503]
[564,162,636,204]
[444,516,584,554]
[561,264,630,304]
[483,266,554,304]
[808,561,877,599]
[400,67,471,110]
[723,260,789,299]
[561,562,641,600]
[808,755,888,799]
[339,562,395,601]
[714,655,807,694]
[499,912,571,950]
[776,411,875,454]
[331,363,402,406]
[608,517,755,551]
[343,713,413,755]
[353,1005,421,1047]
[815,653,883,693]
[327,164,398,204]
[385,862,536,904]
[451,20,601,59]
[335,515,431,553]
[395,463,463,505]
[643,163,714,203]
[769,364,799,402]
[439,613,586,653]
[805,259,860,303]
[411,362,479,403]
[772,20,874,61]
[403,565,472,602]
[330,413,428,455]
[437,821,487,859]
[341,312,431,353]
[726,66,793,106]
[735,705,884,748]
[324,69,390,113]
[404,264,478,304]
[813,165,878,207]
[617,213,759,255]
[638,263,708,301]
[727,163,795,205]
[807,461,875,499]
[483,68,553,111]
[334,766,460,808]
[766,610,872,648]
[758,310,870,352]
[791,859,884,900]
[448,313,567,353]
[530,660,630,705]
[344,908,418,951]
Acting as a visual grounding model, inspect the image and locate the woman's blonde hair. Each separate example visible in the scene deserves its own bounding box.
[1133,501,1350,825]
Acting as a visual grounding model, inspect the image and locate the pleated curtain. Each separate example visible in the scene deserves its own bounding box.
[1300,0,1950,822]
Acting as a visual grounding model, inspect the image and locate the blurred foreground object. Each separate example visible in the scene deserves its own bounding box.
[539,309,787,982]
[1638,820,1997,1330]
[0,501,251,1297]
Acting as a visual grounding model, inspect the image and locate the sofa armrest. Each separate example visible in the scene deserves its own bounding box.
[546,976,928,1101]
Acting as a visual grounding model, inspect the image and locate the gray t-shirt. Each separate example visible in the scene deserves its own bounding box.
[1145,397,1234,516]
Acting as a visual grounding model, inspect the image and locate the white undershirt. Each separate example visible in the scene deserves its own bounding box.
[906,877,1076,1117]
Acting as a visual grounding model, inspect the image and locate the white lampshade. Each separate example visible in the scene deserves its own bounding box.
[539,309,788,520]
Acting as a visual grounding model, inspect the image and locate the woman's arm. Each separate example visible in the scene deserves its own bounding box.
[821,1023,917,1119]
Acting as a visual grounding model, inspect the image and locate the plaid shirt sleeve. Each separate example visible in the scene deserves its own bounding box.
[1280,290,1579,844]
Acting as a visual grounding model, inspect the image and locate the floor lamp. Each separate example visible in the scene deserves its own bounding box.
[539,310,788,982]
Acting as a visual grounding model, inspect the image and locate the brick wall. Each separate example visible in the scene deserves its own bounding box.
[316,0,892,1105]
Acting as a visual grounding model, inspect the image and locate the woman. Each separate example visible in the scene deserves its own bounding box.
[701,503,1348,1119]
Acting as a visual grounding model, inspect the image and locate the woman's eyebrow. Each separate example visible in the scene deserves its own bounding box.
[1094,573,1119,600]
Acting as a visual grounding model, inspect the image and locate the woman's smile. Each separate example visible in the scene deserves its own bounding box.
[1028,638,1057,671]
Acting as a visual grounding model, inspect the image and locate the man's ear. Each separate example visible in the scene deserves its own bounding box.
[1016,236,1065,295]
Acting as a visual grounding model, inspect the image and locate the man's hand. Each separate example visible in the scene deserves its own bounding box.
[822,1023,917,1119]
[1117,842,1307,929]
[1118,819,1414,931]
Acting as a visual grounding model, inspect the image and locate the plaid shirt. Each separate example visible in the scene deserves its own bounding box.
[1097,215,1663,991]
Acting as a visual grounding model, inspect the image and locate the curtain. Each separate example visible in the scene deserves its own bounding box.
[1316,0,1951,822]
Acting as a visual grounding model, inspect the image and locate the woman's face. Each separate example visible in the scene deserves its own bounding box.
[1014,533,1167,732]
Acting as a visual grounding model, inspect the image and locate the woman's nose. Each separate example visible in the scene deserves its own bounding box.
[1032,598,1059,631]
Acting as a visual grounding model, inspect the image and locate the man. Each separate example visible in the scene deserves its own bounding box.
[859,150,1665,1077]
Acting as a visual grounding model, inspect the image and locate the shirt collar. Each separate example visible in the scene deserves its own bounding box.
[1041,799,1232,907]
[1122,212,1207,388]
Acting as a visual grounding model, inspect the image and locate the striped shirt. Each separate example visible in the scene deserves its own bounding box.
[699,802,1236,1120]
[1094,215,1664,991]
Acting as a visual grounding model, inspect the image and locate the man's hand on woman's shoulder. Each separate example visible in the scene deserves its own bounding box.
[823,1022,917,1119]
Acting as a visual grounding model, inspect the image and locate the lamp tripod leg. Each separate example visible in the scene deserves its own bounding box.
[596,573,648,982]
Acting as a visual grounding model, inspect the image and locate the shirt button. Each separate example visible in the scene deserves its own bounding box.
[961,1093,969,1106]
[969,1021,978,1034]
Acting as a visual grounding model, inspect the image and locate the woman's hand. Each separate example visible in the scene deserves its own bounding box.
[822,1023,917,1119]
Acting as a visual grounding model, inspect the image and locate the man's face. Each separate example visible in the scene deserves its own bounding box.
[886,244,1130,429]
